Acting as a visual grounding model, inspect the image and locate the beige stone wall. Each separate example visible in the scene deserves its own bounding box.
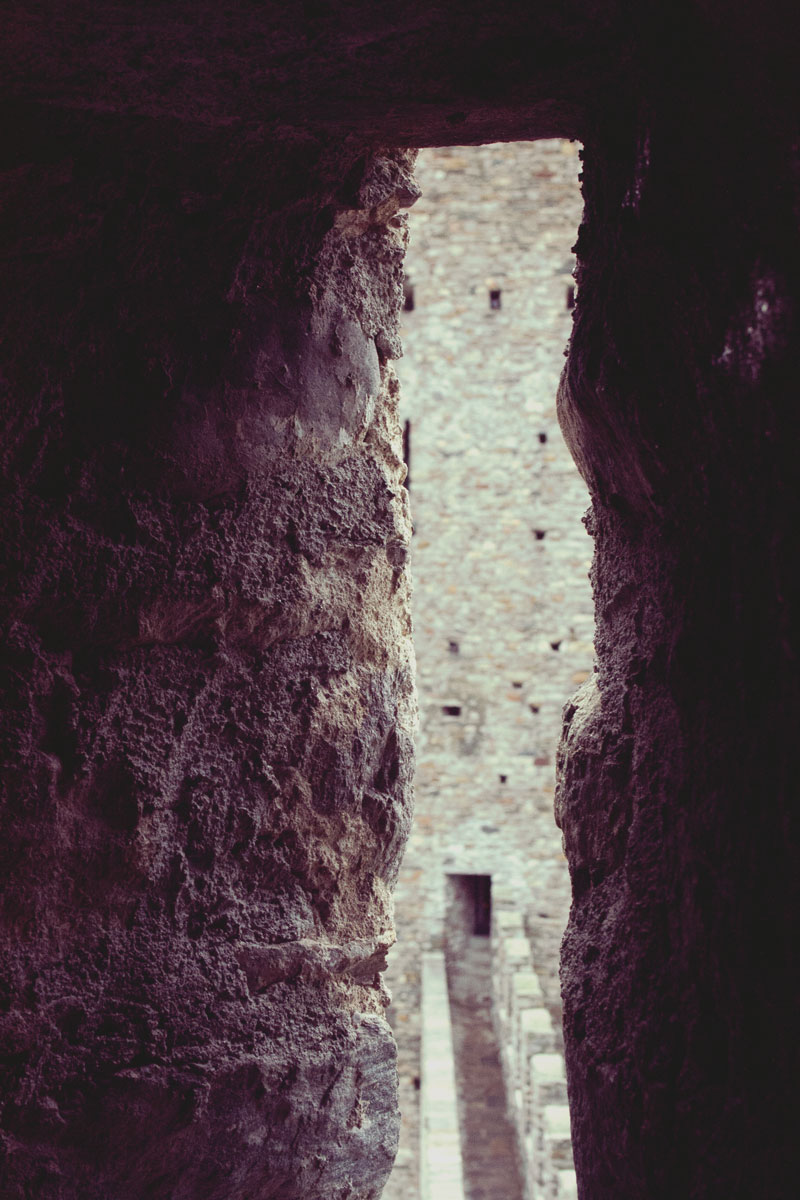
[383,139,590,1198]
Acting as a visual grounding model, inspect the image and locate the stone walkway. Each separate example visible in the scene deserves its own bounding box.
[448,937,525,1200]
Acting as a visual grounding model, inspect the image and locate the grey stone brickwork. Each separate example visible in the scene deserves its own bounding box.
[490,876,576,1200]
[383,140,591,1198]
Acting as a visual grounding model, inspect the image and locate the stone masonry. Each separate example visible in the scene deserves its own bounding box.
[4,10,800,1199]
[383,141,591,1198]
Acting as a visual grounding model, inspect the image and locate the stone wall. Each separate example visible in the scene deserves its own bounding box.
[490,880,576,1200]
[557,19,800,1194]
[0,133,418,1198]
[384,140,591,1198]
[2,7,800,1198]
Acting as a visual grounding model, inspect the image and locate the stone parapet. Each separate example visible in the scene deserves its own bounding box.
[420,953,466,1200]
[491,888,574,1199]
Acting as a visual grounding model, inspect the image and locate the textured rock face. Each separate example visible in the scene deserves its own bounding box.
[1,4,799,1199]
[0,128,416,1197]
[556,13,800,1198]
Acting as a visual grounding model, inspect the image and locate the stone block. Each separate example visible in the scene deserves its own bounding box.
[420,953,466,1200]
[556,1169,579,1199]
[527,1052,568,1135]
[521,1006,555,1054]
[490,881,520,910]
[543,1104,574,1191]
[494,908,525,935]
[510,972,546,1069]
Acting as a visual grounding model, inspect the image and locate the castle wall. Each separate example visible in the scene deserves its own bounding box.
[383,140,590,1199]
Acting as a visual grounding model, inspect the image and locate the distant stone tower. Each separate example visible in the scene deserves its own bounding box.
[383,140,591,1200]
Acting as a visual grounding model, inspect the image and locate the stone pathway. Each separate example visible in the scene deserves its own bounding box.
[448,937,525,1200]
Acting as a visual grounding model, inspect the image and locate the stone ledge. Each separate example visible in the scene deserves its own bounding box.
[489,879,575,1199]
[420,952,466,1200]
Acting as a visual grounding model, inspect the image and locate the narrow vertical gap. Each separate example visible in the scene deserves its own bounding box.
[384,139,590,1200]
[402,418,411,491]
[473,875,491,936]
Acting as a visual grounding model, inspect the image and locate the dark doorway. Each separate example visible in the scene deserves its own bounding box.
[472,874,491,936]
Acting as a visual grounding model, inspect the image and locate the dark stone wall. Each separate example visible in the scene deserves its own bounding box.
[556,8,800,1197]
[1,3,799,1198]
[0,1,620,145]
[0,118,417,1197]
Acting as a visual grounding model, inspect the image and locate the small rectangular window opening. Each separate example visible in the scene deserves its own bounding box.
[472,874,491,935]
[460,874,491,935]
[445,873,493,939]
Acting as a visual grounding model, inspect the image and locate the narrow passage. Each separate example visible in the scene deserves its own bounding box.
[448,937,525,1200]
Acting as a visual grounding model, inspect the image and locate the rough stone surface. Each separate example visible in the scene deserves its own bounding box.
[0,2,623,145]
[1,5,799,1200]
[556,14,800,1198]
[0,131,416,1198]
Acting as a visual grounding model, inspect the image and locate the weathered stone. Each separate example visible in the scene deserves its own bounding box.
[0,129,415,1198]
[556,17,800,1196]
[1,5,799,1199]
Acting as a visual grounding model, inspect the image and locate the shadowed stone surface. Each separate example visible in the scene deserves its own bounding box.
[0,2,622,145]
[0,4,799,1199]
[556,11,800,1197]
[0,130,417,1198]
